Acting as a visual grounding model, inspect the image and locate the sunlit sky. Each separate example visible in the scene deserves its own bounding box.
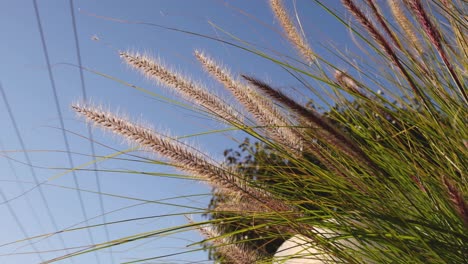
[0,1,351,263]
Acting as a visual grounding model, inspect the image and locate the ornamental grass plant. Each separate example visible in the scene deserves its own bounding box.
[58,0,468,263]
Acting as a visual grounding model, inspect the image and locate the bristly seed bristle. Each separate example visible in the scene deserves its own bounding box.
[334,70,366,97]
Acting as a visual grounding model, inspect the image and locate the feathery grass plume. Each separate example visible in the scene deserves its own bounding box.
[341,0,434,114]
[269,0,315,64]
[405,0,468,105]
[334,70,366,97]
[388,0,423,53]
[119,51,242,124]
[194,50,303,152]
[194,50,283,122]
[214,195,276,216]
[439,0,468,63]
[443,177,468,227]
[72,103,261,198]
[365,0,401,50]
[242,75,379,177]
[72,103,294,213]
[190,221,259,264]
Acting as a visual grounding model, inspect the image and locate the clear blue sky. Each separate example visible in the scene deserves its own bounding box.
[0,1,349,263]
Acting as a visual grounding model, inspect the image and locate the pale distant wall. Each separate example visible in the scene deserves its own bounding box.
[272,229,374,264]
[272,234,333,264]
[272,235,330,264]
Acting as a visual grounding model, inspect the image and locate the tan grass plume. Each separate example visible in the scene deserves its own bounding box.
[364,0,401,50]
[443,177,468,227]
[72,103,295,213]
[387,0,423,52]
[406,0,467,104]
[269,0,315,64]
[194,50,303,152]
[119,51,242,124]
[194,50,274,121]
[242,75,382,185]
[189,220,259,264]
[334,70,366,97]
[72,103,261,198]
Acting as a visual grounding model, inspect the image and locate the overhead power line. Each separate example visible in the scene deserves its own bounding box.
[32,0,98,262]
[0,80,67,262]
[0,113,44,262]
[68,0,114,262]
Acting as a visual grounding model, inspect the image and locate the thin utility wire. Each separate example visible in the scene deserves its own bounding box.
[0,127,51,249]
[32,0,96,263]
[0,81,72,262]
[0,140,44,262]
[68,1,114,263]
[0,190,44,262]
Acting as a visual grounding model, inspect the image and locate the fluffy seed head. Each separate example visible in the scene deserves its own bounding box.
[191,222,259,264]
[443,177,468,227]
[388,0,423,52]
[72,103,258,197]
[334,70,364,96]
[195,50,303,153]
[119,51,242,124]
[269,0,315,64]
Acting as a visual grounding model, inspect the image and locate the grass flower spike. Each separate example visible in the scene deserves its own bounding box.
[269,0,315,64]
[191,222,259,264]
[387,0,423,52]
[72,103,293,214]
[119,51,242,124]
[72,103,254,197]
[195,50,303,152]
